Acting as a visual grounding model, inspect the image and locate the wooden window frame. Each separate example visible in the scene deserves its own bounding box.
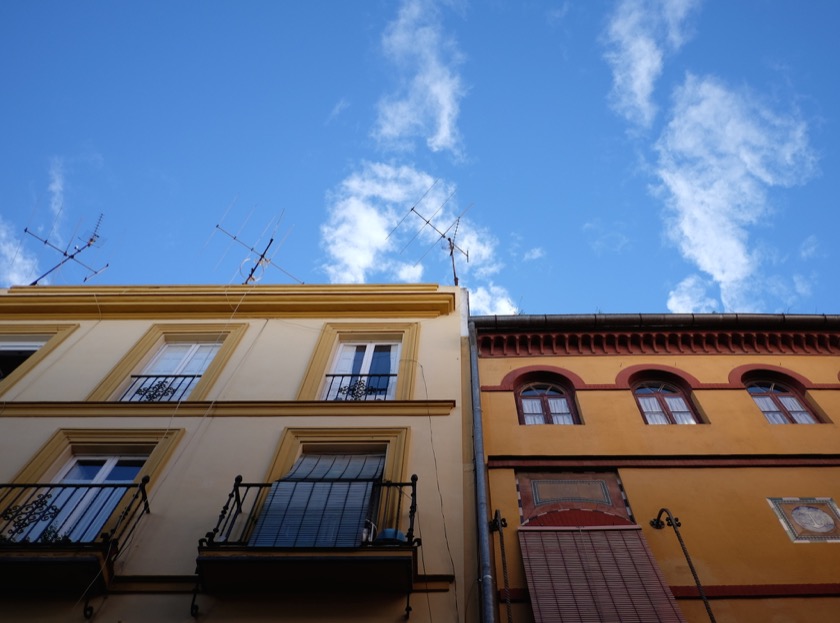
[747,381,820,424]
[633,381,700,425]
[516,381,581,425]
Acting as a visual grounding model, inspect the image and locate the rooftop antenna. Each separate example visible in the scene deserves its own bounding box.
[389,180,471,286]
[24,213,109,286]
[215,211,304,285]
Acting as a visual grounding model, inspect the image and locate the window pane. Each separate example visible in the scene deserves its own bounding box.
[752,396,786,424]
[180,343,221,374]
[62,460,107,482]
[146,343,194,374]
[105,459,146,482]
[638,397,668,425]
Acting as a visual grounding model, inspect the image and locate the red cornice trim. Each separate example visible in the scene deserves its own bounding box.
[477,329,840,358]
[488,456,840,469]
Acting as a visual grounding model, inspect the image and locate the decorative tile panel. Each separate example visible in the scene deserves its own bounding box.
[768,497,840,542]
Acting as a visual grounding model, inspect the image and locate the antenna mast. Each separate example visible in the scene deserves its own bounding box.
[24,213,109,285]
[215,211,303,285]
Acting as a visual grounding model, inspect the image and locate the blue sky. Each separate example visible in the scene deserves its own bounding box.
[2,0,838,315]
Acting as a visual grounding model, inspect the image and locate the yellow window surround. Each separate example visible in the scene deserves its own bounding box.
[296,323,420,401]
[9,428,183,537]
[263,427,411,535]
[86,323,247,402]
[0,324,78,397]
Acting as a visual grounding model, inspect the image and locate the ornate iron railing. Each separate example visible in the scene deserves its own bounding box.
[0,477,150,547]
[200,475,419,548]
[119,374,201,402]
[323,373,397,401]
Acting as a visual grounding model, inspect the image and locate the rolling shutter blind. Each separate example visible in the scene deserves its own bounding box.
[519,526,686,623]
[249,453,385,547]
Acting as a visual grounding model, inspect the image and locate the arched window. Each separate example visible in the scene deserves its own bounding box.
[634,382,698,425]
[517,382,579,425]
[746,381,817,424]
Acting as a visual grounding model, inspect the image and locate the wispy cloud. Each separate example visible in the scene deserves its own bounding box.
[0,217,40,287]
[582,219,631,254]
[523,247,545,261]
[657,74,816,312]
[799,234,820,260]
[603,0,700,128]
[373,0,465,155]
[326,98,350,125]
[46,157,66,245]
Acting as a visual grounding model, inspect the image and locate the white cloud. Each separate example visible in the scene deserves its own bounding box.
[47,157,66,245]
[666,274,717,313]
[468,283,518,316]
[603,0,700,128]
[655,74,816,311]
[374,0,465,155]
[321,162,432,283]
[321,161,506,287]
[0,218,40,287]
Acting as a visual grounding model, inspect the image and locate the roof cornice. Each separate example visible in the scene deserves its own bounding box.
[471,313,840,357]
[0,284,456,319]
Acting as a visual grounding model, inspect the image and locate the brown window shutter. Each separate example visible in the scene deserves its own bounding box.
[519,526,686,623]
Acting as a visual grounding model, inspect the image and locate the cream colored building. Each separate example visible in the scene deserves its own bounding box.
[0,284,476,622]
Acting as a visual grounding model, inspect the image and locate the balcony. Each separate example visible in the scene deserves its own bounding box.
[119,374,201,402]
[323,373,397,401]
[195,475,420,595]
[0,478,150,597]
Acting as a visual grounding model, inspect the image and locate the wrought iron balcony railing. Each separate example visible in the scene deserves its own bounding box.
[323,373,398,401]
[119,374,201,402]
[200,475,418,549]
[0,477,150,547]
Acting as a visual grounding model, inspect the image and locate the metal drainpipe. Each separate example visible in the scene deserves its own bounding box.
[469,321,498,623]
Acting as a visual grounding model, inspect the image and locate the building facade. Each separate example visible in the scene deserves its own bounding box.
[471,314,840,623]
[0,284,476,622]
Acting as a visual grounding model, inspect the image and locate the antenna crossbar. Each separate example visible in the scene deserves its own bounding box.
[24,213,109,286]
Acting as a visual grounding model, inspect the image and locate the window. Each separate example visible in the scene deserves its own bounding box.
[87,323,246,402]
[0,325,77,396]
[2,454,148,544]
[249,451,386,547]
[634,382,698,425]
[0,336,48,380]
[297,323,419,401]
[517,382,579,425]
[120,341,222,402]
[2,428,181,544]
[747,381,817,424]
[323,341,401,401]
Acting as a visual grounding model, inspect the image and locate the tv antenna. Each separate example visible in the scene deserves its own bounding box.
[24,213,109,286]
[388,180,470,286]
[215,211,304,285]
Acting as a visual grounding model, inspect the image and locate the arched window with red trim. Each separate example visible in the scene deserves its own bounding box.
[747,381,817,424]
[517,382,580,425]
[633,381,699,425]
